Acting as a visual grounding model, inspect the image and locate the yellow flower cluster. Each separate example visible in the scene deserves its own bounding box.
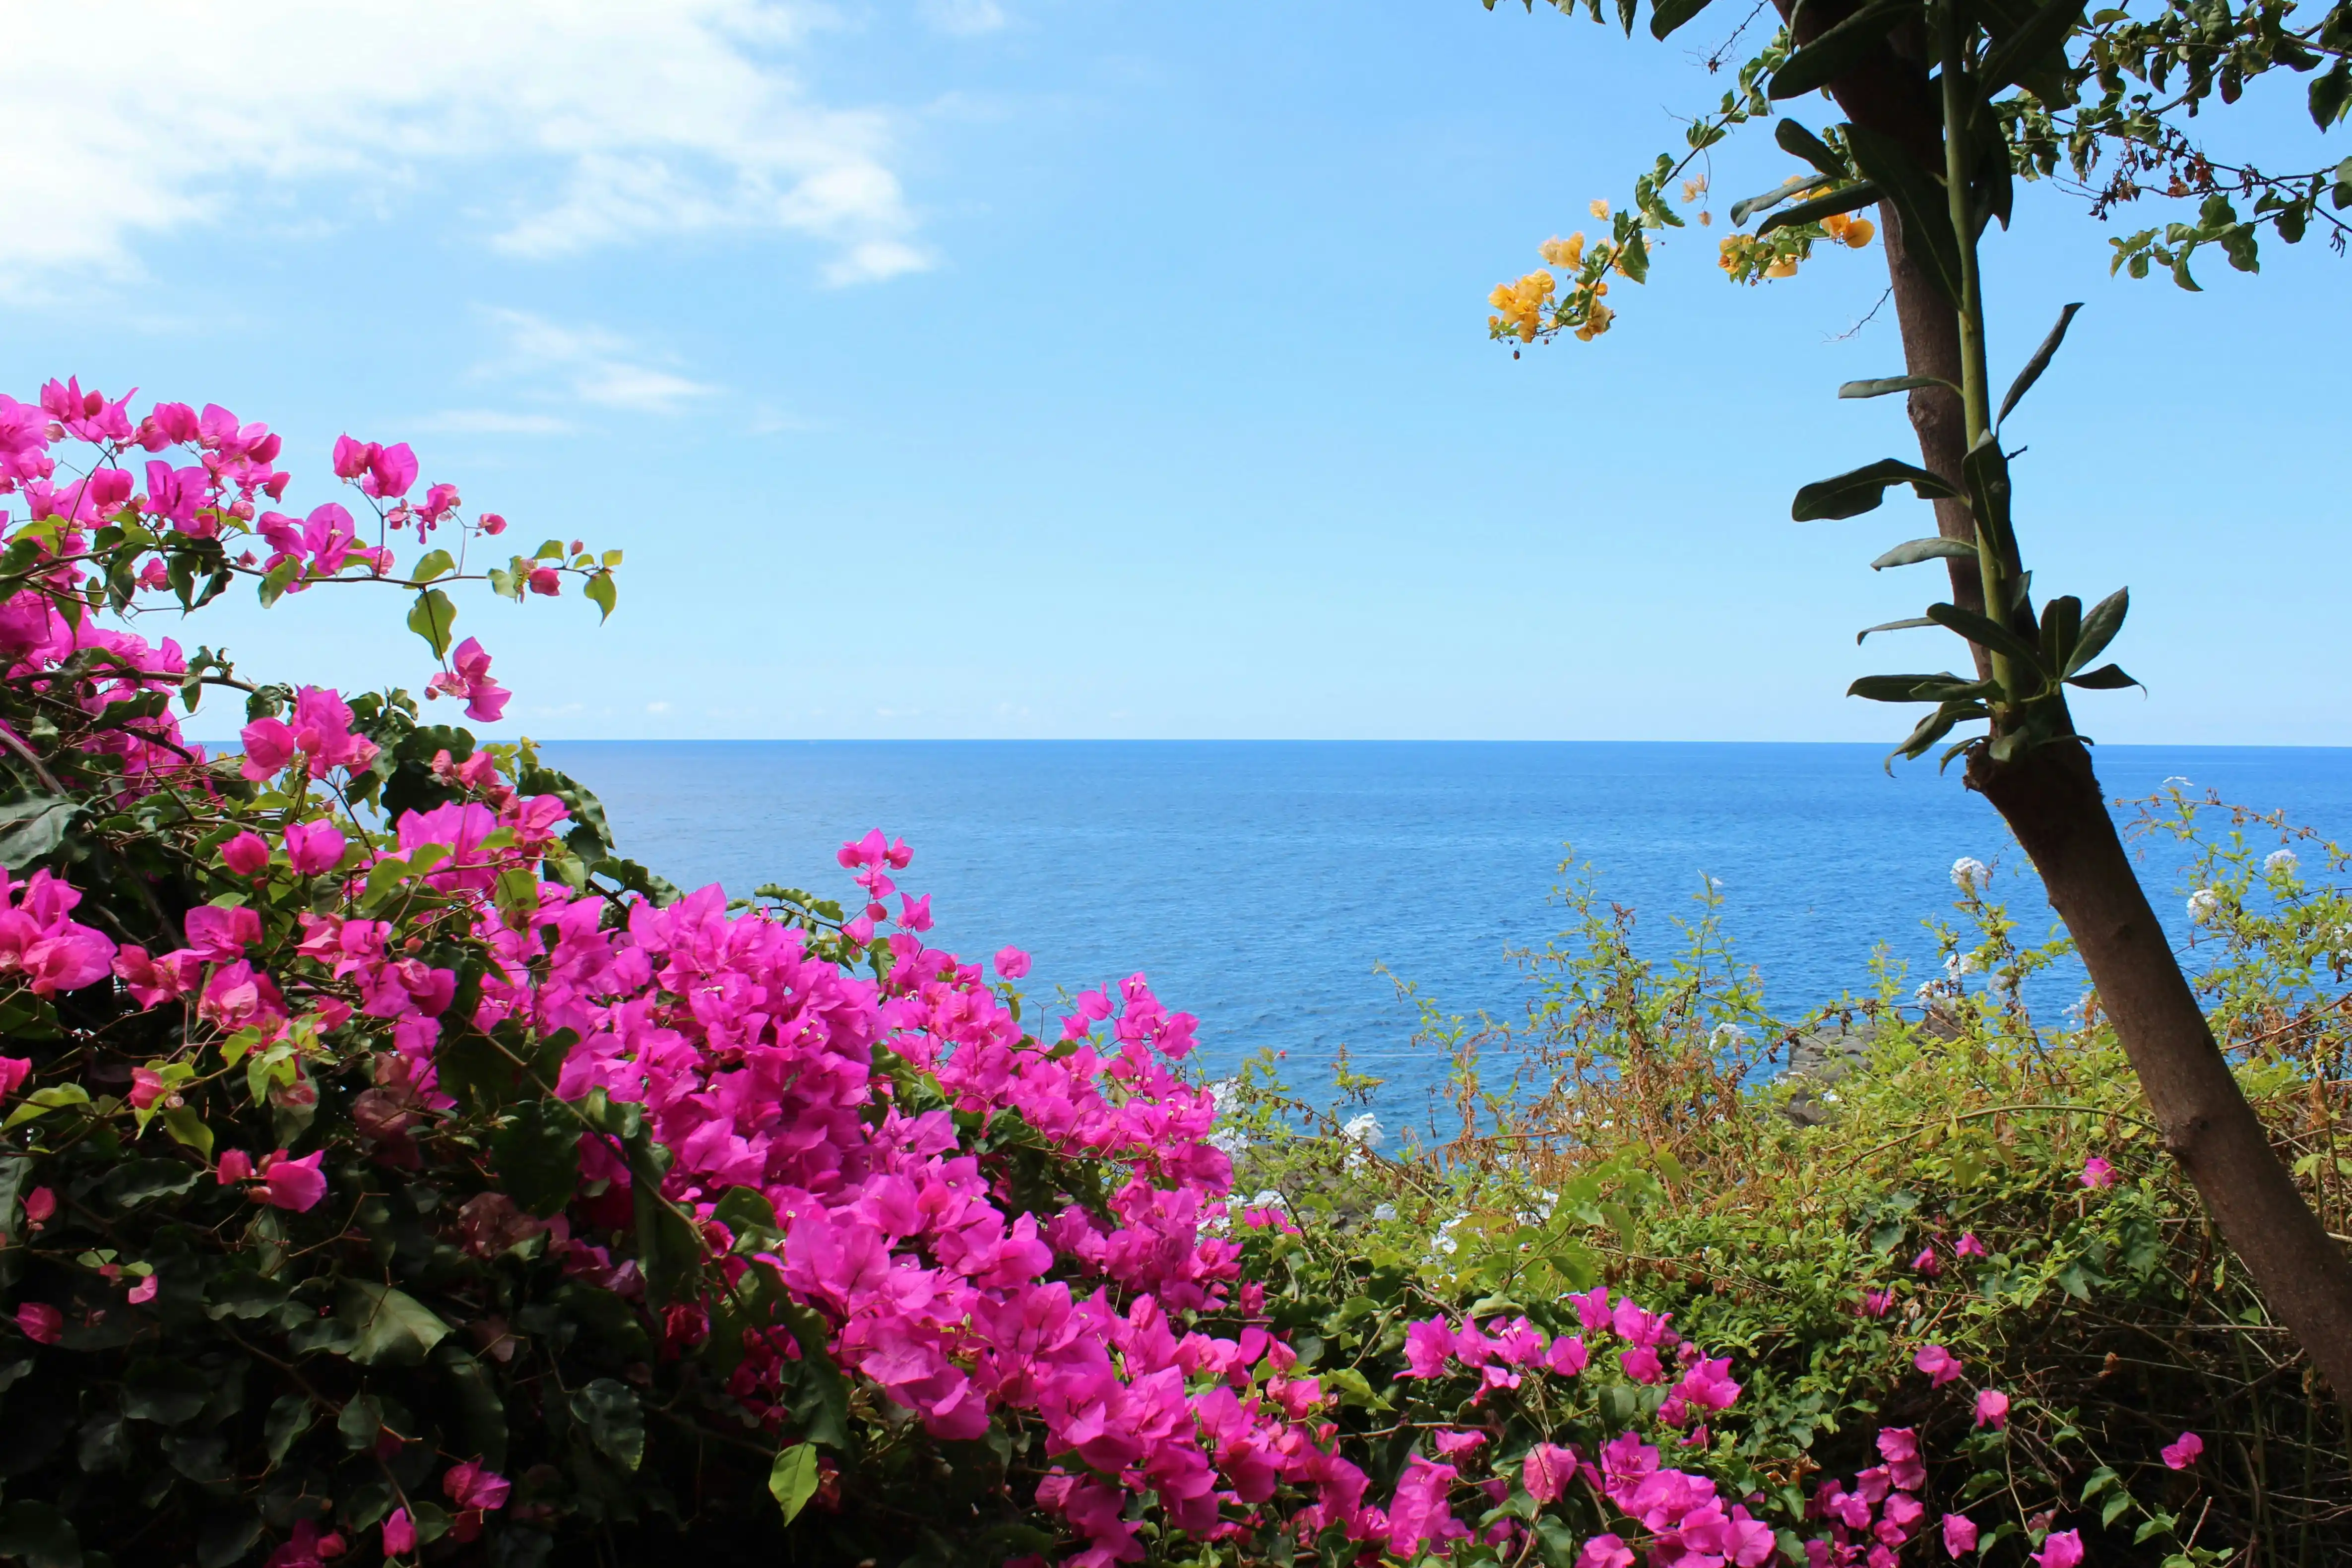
[1821,212,1877,248]
[1487,268,1556,341]
[1575,299,1614,341]
[1539,233,1586,269]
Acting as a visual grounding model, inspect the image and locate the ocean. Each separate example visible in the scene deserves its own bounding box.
[533,742,2352,1125]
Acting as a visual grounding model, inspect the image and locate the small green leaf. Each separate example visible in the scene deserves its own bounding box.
[1996,302,2084,428]
[1841,375,1960,401]
[1792,458,1960,521]
[1729,173,1828,227]
[1925,601,2044,673]
[257,556,302,609]
[1649,0,1717,37]
[1775,118,1848,178]
[406,588,458,659]
[768,1442,822,1524]
[2064,663,2141,690]
[412,549,456,583]
[1869,538,1977,570]
[2067,586,2129,674]
[337,1281,453,1366]
[1856,617,1939,644]
[493,1101,583,1219]
[569,1379,646,1471]
[264,1395,314,1464]
[584,569,617,623]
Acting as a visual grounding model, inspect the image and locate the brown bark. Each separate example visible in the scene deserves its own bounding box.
[1970,743,2352,1409]
[1766,0,2352,1412]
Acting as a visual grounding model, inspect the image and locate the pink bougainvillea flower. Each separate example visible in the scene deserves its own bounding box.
[1545,1333,1589,1376]
[258,1149,327,1212]
[0,1058,29,1099]
[1942,1513,1979,1557]
[215,1150,255,1184]
[2161,1431,2203,1470]
[1860,1288,1895,1317]
[129,1066,167,1110]
[1524,1443,1577,1504]
[284,819,347,876]
[841,913,876,945]
[2033,1528,2085,1568]
[128,1275,158,1305]
[2080,1156,2117,1189]
[362,442,417,501]
[897,893,933,933]
[221,831,270,877]
[1911,1246,1941,1275]
[1431,1429,1486,1459]
[22,1187,55,1226]
[993,946,1031,980]
[1384,1456,1469,1558]
[1675,1355,1741,1412]
[1975,1388,2010,1429]
[434,638,509,723]
[239,717,297,782]
[527,567,561,596]
[1955,1232,1987,1257]
[381,1508,415,1557]
[16,1303,61,1344]
[1914,1344,1963,1386]
[1397,1317,1454,1379]
[1576,1534,1635,1568]
[1618,1344,1664,1383]
[183,903,262,960]
[443,1459,511,1511]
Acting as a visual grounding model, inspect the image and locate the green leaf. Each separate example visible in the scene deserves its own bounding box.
[1870,539,1977,571]
[337,1281,453,1366]
[2038,593,2082,673]
[2314,60,2352,127]
[2068,586,2129,673]
[159,1104,215,1159]
[2080,1465,2119,1501]
[97,1158,203,1208]
[1925,601,2045,673]
[1791,458,1960,521]
[1841,375,1959,401]
[1856,617,1939,643]
[1979,0,2087,94]
[257,556,302,609]
[713,1186,783,1250]
[0,793,81,871]
[0,1501,82,1568]
[4,1083,90,1129]
[338,1393,386,1451]
[1845,123,1963,305]
[196,1510,264,1568]
[2064,663,2140,690]
[1775,118,1848,178]
[1770,0,1917,100]
[406,588,458,659]
[412,549,456,583]
[493,1101,583,1219]
[569,1379,646,1471]
[2101,1490,2134,1526]
[768,1442,822,1524]
[1996,302,2084,428]
[121,1358,211,1425]
[1728,173,1828,227]
[263,1395,315,1466]
[1757,181,1883,235]
[1849,672,1969,702]
[535,539,567,562]
[584,569,617,623]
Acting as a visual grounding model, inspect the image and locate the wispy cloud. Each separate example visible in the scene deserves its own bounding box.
[408,410,576,436]
[919,0,1008,36]
[0,0,931,297]
[477,309,718,415]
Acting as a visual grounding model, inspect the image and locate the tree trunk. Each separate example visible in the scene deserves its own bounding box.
[1969,742,2352,1410]
[1766,0,2352,1414]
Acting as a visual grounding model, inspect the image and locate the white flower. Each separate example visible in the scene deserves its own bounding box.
[2187,888,2223,924]
[1952,857,1990,892]
[1914,980,1941,1002]
[1340,1112,1386,1150]
[1822,1089,1840,1103]
[1434,1234,1459,1255]
[1943,951,1978,977]
[1711,1022,1749,1046]
[1440,1211,1468,1232]
[1201,1210,1230,1236]
[2265,848,2299,875]
[1250,1188,1284,1208]
[1371,1202,1397,1222]
[1207,1128,1248,1159]
[2162,775,2193,789]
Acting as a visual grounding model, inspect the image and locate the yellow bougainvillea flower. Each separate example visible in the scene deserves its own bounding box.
[1765,255,1799,278]
[1842,217,1876,248]
[1589,198,1610,219]
[1539,233,1586,269]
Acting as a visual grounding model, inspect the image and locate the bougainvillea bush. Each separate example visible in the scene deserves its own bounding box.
[0,377,2298,1568]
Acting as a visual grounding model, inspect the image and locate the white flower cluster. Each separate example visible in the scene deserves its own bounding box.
[1952,857,1990,892]
[1340,1112,1385,1150]
[2187,888,2223,924]
[2265,848,2299,875]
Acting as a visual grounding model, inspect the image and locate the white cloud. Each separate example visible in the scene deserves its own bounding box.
[476,309,718,415]
[0,0,930,294]
[408,410,576,436]
[920,0,1008,35]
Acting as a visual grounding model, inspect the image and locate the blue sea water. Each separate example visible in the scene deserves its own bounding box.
[533,742,2352,1124]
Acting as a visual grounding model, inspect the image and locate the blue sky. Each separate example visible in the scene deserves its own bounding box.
[8,0,2346,743]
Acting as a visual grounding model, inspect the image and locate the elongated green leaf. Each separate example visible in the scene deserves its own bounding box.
[1849,672,1972,702]
[1757,181,1882,234]
[1841,375,1960,400]
[1770,0,1917,100]
[1775,118,1848,178]
[2065,663,2141,690]
[2068,586,2129,674]
[1996,302,2083,428]
[1870,538,1978,570]
[1729,173,1827,227]
[769,1443,822,1524]
[1791,458,1960,521]
[1892,699,1988,762]
[1979,0,2087,94]
[1845,123,1963,305]
[406,588,457,659]
[1857,616,1938,643]
[1925,601,2044,672]
[2037,593,2082,673]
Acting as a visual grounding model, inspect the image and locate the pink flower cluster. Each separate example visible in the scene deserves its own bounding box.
[0,868,116,998]
[1805,1426,1930,1568]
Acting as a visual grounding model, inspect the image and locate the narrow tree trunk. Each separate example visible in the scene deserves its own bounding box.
[1969,742,2352,1411]
[1764,0,2352,1413]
